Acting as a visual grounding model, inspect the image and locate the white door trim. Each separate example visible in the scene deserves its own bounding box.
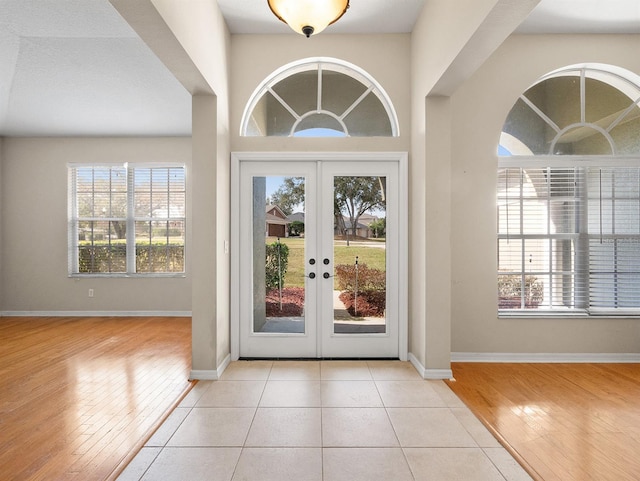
[230,152,408,361]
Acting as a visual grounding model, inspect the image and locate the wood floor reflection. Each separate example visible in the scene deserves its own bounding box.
[0,316,193,481]
[446,362,640,481]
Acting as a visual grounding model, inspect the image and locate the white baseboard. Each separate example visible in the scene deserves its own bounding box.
[409,352,454,380]
[424,368,455,379]
[217,353,231,378]
[452,352,640,363]
[1,311,192,317]
[189,369,218,380]
[189,354,232,381]
[408,353,425,377]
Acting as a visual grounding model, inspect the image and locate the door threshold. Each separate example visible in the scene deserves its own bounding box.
[239,357,400,361]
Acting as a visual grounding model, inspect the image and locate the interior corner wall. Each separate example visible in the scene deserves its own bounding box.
[450,34,640,355]
[412,0,510,95]
[151,0,232,373]
[0,137,192,314]
[424,95,452,370]
[191,94,219,374]
[409,0,541,374]
[0,137,4,312]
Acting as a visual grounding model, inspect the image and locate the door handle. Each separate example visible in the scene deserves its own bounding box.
[323,272,333,279]
[308,272,316,279]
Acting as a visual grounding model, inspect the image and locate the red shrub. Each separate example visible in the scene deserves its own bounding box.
[265,287,305,317]
[339,290,386,317]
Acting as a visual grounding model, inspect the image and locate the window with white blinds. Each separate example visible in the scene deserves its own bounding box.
[498,163,640,315]
[588,168,640,312]
[497,167,585,311]
[68,164,186,276]
[498,64,640,316]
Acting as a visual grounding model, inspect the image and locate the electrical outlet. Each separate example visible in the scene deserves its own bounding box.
[88,289,94,298]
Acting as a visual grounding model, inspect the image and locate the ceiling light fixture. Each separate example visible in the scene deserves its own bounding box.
[267,0,350,38]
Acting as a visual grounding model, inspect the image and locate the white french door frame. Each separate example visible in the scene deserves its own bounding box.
[230,152,408,361]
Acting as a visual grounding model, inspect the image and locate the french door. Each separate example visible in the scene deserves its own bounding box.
[232,154,407,359]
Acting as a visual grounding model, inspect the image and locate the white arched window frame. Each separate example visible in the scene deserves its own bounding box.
[498,64,640,317]
[240,57,400,137]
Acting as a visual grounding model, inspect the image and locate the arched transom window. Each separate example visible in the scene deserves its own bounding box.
[500,64,640,156]
[497,64,640,316]
[241,58,399,138]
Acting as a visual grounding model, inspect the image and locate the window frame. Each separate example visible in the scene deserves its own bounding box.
[68,162,186,278]
[498,64,640,318]
[240,57,399,138]
[498,155,640,318]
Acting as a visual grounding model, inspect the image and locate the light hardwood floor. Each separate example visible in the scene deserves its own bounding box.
[0,316,193,481]
[4,318,638,481]
[446,362,640,481]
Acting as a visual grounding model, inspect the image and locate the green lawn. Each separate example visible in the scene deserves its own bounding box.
[268,237,386,288]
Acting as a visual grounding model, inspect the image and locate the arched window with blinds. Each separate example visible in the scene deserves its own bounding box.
[497,64,640,315]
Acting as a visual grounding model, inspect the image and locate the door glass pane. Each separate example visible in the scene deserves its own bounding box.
[252,176,306,334]
[332,176,387,334]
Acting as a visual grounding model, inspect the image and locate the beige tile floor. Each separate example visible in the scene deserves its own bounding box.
[117,361,532,481]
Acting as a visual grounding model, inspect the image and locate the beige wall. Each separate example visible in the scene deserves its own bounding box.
[0,137,3,311]
[147,0,232,373]
[409,0,539,375]
[229,33,412,362]
[230,34,411,153]
[0,137,192,314]
[450,34,640,354]
[3,6,638,380]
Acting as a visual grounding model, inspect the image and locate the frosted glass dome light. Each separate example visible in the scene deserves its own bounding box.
[267,0,350,38]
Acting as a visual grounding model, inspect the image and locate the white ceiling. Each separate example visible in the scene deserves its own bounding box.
[0,0,638,137]
[217,0,427,34]
[515,0,640,34]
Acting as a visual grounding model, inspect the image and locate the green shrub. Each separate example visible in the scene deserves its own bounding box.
[288,221,305,236]
[78,244,127,273]
[136,245,184,272]
[265,241,289,290]
[78,241,184,273]
[498,274,543,308]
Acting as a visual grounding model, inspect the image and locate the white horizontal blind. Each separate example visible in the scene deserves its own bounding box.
[498,164,640,314]
[587,167,640,312]
[69,164,186,276]
[131,166,186,273]
[70,165,128,274]
[497,167,586,311]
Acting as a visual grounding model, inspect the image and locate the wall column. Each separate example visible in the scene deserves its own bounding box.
[424,95,453,378]
[0,137,3,312]
[190,94,218,379]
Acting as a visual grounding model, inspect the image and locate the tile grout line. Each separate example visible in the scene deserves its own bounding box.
[480,447,510,481]
[136,387,202,481]
[319,362,324,481]
[373,375,418,481]
[439,381,516,479]
[230,361,274,480]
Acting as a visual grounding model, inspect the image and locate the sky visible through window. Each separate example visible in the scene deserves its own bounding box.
[265,175,386,218]
[498,145,511,156]
[293,128,346,138]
